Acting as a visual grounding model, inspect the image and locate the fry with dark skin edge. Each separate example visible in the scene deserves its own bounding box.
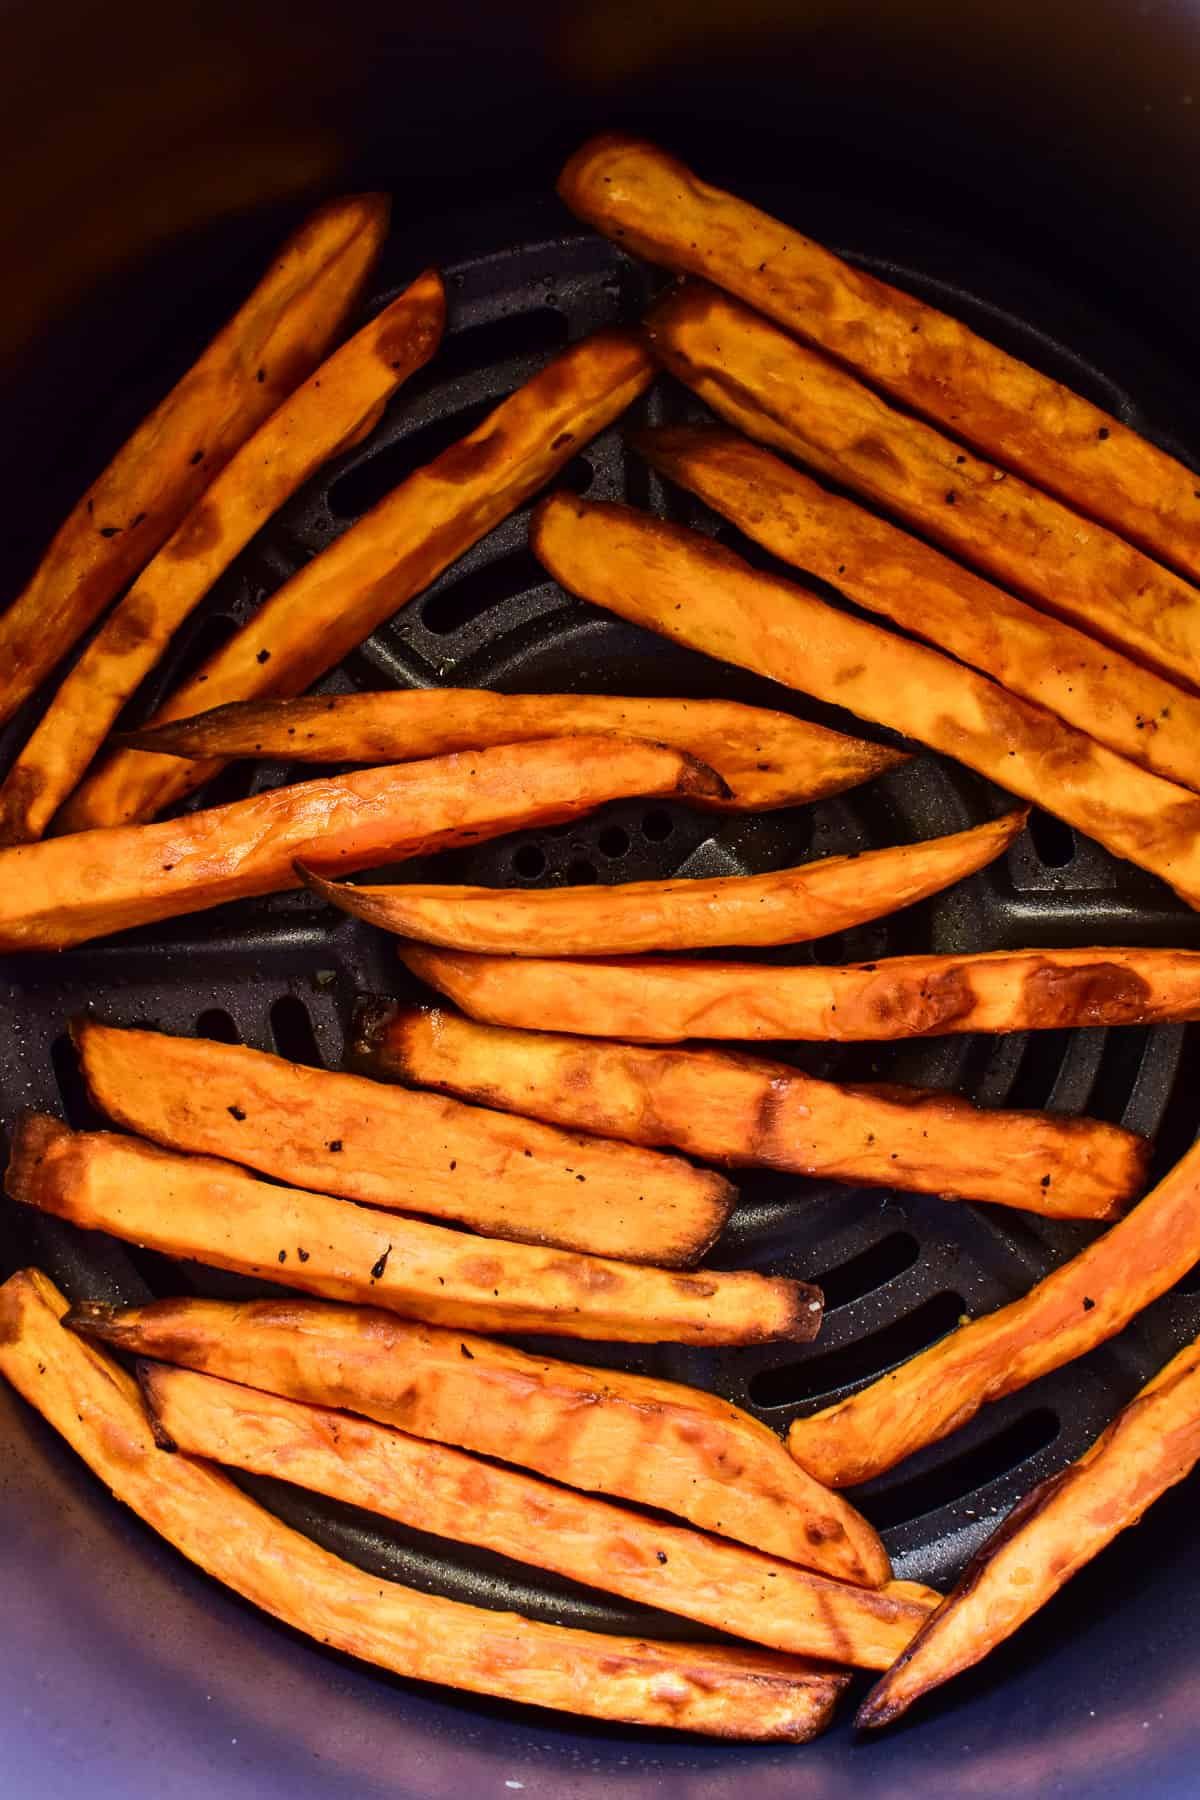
[72,1019,735,1267]
[637,424,1200,796]
[559,133,1200,588]
[0,194,389,730]
[299,809,1027,956]
[857,1332,1200,1727]
[0,271,446,846]
[115,687,907,814]
[141,1363,935,1668]
[62,328,656,830]
[531,494,1200,909]
[0,736,722,953]
[645,285,1200,691]
[399,942,1200,1043]
[786,1130,1200,1486]
[0,1272,847,1740]
[353,1003,1147,1220]
[8,1118,819,1346]
[67,1294,881,1581]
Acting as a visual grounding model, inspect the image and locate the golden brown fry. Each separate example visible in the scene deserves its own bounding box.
[787,1130,1200,1487]
[143,1363,933,1669]
[116,686,907,813]
[560,133,1200,587]
[8,1118,817,1346]
[531,494,1200,909]
[0,1272,844,1739]
[300,809,1026,956]
[0,272,445,846]
[0,736,719,953]
[638,424,1200,795]
[68,1294,886,1582]
[645,284,1200,690]
[399,942,1200,1043]
[62,328,656,830]
[0,195,389,731]
[858,1332,1200,1727]
[354,1002,1147,1221]
[72,1019,734,1267]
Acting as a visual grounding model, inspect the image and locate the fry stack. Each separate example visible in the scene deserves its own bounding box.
[4,135,1200,1744]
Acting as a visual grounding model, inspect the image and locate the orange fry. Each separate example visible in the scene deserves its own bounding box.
[0,194,388,729]
[0,270,444,844]
[61,328,655,829]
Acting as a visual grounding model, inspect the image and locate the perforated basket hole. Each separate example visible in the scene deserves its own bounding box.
[641,808,674,842]
[596,825,630,859]
[864,1407,1061,1530]
[432,307,569,385]
[327,398,496,519]
[195,1007,242,1044]
[50,1033,104,1130]
[1090,1024,1153,1124]
[511,843,547,879]
[1028,806,1077,867]
[564,858,598,886]
[749,1290,967,1409]
[269,994,323,1067]
[812,1231,921,1311]
[420,549,551,636]
[1007,1027,1076,1111]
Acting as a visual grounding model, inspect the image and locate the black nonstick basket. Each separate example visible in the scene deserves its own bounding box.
[5,9,1200,1797]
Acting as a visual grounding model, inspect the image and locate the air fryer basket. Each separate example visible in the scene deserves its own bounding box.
[6,12,1200,1796]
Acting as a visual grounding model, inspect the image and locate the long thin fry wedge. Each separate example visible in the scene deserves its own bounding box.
[0,272,446,846]
[0,1272,845,1739]
[530,494,1200,909]
[559,133,1200,587]
[68,1295,882,1581]
[0,195,389,729]
[399,943,1200,1043]
[299,809,1026,956]
[353,1002,1147,1221]
[637,424,1200,796]
[0,736,720,953]
[786,1130,1200,1487]
[62,328,656,830]
[7,1118,817,1345]
[645,284,1200,690]
[143,1363,934,1669]
[116,687,907,813]
[857,1332,1200,1727]
[72,1020,735,1267]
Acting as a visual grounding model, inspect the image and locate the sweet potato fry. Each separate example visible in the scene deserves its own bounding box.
[0,1272,844,1739]
[354,1003,1147,1220]
[0,195,388,730]
[8,1118,817,1345]
[143,1363,933,1668]
[645,284,1200,690]
[300,809,1026,955]
[399,942,1200,1043]
[560,133,1200,587]
[530,494,1200,909]
[0,736,719,953]
[67,1293,884,1581]
[62,328,656,830]
[0,272,445,846]
[637,424,1200,795]
[857,1332,1200,1727]
[72,1020,734,1266]
[116,686,907,813]
[786,1130,1200,1487]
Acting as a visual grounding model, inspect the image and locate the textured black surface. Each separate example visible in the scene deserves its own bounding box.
[5,176,1200,1717]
